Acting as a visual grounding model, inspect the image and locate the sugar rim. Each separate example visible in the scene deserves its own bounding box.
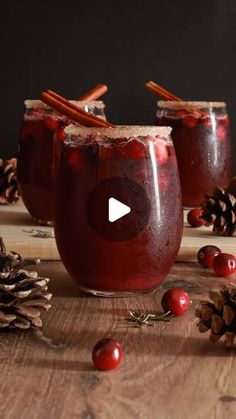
[158,100,226,110]
[24,99,105,110]
[64,124,172,139]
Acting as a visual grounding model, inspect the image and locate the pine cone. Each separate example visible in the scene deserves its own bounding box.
[0,158,20,204]
[0,237,52,329]
[201,177,236,236]
[195,287,236,348]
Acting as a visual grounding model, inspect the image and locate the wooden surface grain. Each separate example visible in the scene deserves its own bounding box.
[0,261,236,419]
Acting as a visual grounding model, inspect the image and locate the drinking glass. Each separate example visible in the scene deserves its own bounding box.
[53,125,183,296]
[17,100,105,225]
[156,101,232,207]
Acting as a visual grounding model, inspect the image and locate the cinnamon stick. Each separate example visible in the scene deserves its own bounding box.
[78,84,108,101]
[41,90,114,128]
[146,80,205,116]
[145,81,181,101]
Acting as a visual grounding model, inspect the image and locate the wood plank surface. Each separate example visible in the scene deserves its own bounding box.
[0,261,236,419]
[0,202,59,260]
[1,202,235,262]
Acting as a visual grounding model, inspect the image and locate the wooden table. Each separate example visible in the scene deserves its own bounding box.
[1,261,236,419]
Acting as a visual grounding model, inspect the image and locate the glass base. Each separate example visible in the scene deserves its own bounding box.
[34,218,53,227]
[80,285,158,297]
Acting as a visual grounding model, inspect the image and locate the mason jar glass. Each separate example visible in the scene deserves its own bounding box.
[156,101,233,207]
[53,125,183,296]
[17,100,106,225]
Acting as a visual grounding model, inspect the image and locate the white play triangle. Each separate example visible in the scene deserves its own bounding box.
[108,197,131,223]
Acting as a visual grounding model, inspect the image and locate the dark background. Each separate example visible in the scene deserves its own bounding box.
[1,0,236,170]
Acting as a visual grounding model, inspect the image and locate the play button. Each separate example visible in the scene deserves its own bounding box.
[108,198,131,222]
[86,177,151,242]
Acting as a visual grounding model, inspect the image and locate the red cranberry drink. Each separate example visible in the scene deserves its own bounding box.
[156,101,232,207]
[54,125,183,296]
[17,100,105,224]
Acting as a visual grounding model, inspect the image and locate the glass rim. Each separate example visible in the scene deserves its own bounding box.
[24,99,105,110]
[64,124,172,139]
[157,100,226,110]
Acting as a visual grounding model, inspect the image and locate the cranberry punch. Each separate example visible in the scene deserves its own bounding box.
[156,101,232,207]
[145,83,233,207]
[54,125,183,296]
[18,99,106,225]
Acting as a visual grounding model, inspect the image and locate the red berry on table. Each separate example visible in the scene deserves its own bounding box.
[92,338,122,371]
[187,208,206,227]
[212,253,236,277]
[197,245,222,268]
[161,288,190,316]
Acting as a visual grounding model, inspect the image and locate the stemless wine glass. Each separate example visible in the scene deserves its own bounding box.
[53,125,183,296]
[17,100,106,225]
[156,101,233,207]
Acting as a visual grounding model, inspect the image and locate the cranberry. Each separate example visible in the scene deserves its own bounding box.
[197,245,222,268]
[57,127,65,142]
[67,149,83,171]
[216,125,226,141]
[154,142,168,165]
[212,253,236,277]
[92,338,122,371]
[161,288,190,316]
[220,116,229,127]
[43,117,60,132]
[201,116,213,128]
[184,116,198,129]
[126,140,146,160]
[187,208,206,227]
[176,110,187,118]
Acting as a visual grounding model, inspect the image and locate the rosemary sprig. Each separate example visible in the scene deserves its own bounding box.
[119,310,175,328]
[23,229,55,239]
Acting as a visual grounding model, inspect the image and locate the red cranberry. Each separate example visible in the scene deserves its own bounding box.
[154,142,168,165]
[212,253,236,277]
[197,245,222,268]
[57,127,65,142]
[147,136,168,165]
[92,338,122,371]
[216,125,226,141]
[161,288,190,316]
[67,150,83,171]
[126,140,146,160]
[187,208,206,227]
[202,116,213,128]
[176,110,187,118]
[43,117,60,132]
[184,116,198,129]
[221,115,229,126]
